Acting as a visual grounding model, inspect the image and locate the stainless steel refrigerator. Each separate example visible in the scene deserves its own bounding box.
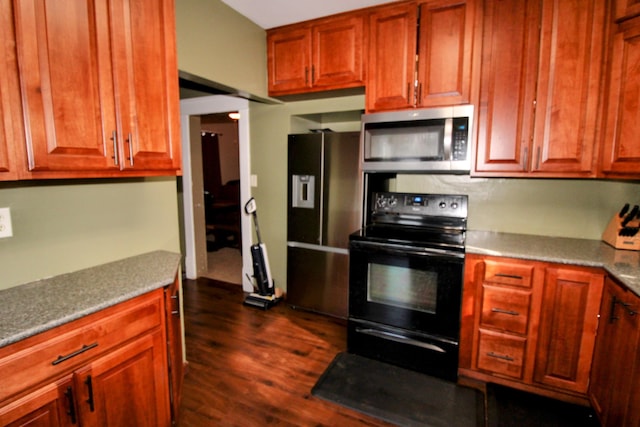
[287,131,361,318]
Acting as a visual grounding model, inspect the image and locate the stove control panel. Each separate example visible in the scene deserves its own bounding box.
[373,192,468,218]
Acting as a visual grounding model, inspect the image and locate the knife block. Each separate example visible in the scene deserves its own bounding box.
[602,214,640,251]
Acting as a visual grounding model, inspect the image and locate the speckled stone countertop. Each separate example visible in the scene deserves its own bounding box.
[0,250,181,349]
[467,230,640,295]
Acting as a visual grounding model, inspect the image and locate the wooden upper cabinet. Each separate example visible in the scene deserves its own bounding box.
[11,0,180,178]
[366,2,417,111]
[615,0,640,21]
[0,0,21,182]
[599,16,640,178]
[531,0,605,175]
[267,27,312,93]
[416,0,475,107]
[13,0,119,173]
[474,0,606,177]
[109,0,181,173]
[267,12,365,96]
[366,0,475,112]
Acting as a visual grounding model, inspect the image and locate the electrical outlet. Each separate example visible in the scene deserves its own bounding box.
[0,207,13,238]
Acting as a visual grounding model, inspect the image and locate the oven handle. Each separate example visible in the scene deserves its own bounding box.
[356,327,447,353]
[350,240,464,259]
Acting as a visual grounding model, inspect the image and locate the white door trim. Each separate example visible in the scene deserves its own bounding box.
[180,95,253,293]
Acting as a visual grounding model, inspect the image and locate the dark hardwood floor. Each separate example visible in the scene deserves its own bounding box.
[178,277,394,426]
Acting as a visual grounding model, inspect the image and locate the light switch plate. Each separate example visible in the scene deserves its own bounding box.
[0,207,13,238]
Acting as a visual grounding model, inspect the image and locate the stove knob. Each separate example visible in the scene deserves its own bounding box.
[388,196,397,207]
[439,201,447,209]
[451,202,458,209]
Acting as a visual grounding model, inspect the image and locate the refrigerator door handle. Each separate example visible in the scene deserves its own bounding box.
[286,241,349,255]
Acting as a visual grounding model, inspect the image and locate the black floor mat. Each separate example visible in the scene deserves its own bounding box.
[311,352,485,427]
[486,383,600,427]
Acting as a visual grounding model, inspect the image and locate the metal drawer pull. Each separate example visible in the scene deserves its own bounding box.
[52,342,98,365]
[491,307,520,316]
[495,273,523,280]
[487,351,514,362]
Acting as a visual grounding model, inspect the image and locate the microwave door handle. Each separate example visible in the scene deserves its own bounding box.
[443,118,453,161]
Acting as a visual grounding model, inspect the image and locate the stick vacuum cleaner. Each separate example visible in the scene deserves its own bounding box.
[243,197,280,309]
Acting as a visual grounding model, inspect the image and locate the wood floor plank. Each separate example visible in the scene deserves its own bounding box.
[179,277,394,426]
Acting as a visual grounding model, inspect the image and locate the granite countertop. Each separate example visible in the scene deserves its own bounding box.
[467,230,640,295]
[0,250,181,349]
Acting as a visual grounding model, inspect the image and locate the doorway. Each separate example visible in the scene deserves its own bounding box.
[200,115,242,284]
[179,95,253,293]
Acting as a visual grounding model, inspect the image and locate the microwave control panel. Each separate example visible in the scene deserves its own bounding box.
[451,117,468,161]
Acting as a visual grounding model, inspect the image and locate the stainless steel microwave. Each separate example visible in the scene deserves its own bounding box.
[360,105,473,173]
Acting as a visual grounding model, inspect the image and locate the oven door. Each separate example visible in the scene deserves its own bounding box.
[348,239,464,341]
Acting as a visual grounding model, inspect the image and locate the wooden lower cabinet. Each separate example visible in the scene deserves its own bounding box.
[590,276,640,426]
[460,254,604,403]
[0,284,181,426]
[0,376,75,427]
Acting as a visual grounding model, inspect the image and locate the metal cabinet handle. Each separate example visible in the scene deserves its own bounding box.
[491,307,520,316]
[495,273,523,280]
[110,131,119,166]
[52,343,98,365]
[487,351,514,362]
[85,376,95,412]
[64,386,77,424]
[171,293,180,317]
[126,133,134,166]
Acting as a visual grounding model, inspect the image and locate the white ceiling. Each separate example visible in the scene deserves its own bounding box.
[220,0,401,29]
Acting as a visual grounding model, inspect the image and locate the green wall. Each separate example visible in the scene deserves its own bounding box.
[0,178,181,289]
[175,0,268,98]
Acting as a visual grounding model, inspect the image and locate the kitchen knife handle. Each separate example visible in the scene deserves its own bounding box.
[623,205,639,226]
[619,203,630,218]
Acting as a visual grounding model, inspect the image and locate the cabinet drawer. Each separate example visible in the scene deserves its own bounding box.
[480,285,531,335]
[0,290,163,403]
[476,329,526,379]
[483,260,534,288]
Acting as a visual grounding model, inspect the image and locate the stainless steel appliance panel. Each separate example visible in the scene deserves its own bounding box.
[287,131,361,318]
[322,132,361,248]
[287,245,349,318]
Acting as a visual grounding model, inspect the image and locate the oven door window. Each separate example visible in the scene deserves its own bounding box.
[349,244,463,340]
[367,263,438,314]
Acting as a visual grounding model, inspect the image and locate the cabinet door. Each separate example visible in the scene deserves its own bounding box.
[534,266,604,393]
[590,277,640,426]
[615,0,640,21]
[312,14,365,89]
[600,17,640,177]
[109,0,181,172]
[0,0,20,181]
[416,0,474,107]
[474,0,539,174]
[75,330,170,427]
[0,376,75,427]
[12,0,119,172]
[366,2,417,112]
[165,277,184,423]
[530,0,604,175]
[267,26,312,94]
